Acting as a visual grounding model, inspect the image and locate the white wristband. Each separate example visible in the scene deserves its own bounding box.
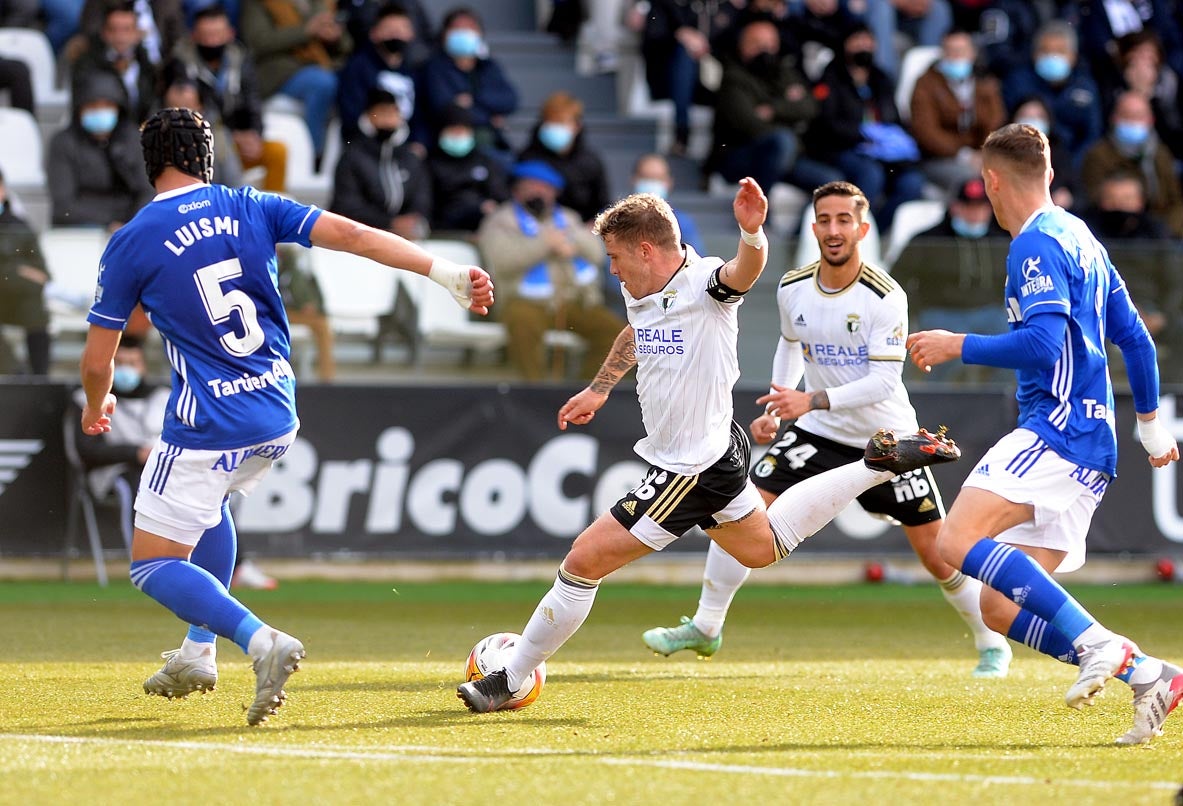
[740,226,767,250]
[1138,417,1176,458]
[428,257,472,309]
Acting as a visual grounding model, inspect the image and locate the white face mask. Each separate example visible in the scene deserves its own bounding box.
[633,178,669,199]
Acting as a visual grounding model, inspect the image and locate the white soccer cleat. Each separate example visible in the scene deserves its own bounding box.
[143,647,217,699]
[1115,657,1183,745]
[247,631,305,726]
[1065,636,1136,710]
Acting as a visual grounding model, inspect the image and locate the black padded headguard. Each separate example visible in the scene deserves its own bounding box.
[140,107,214,185]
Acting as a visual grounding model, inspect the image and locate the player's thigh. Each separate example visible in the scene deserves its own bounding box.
[708,503,775,568]
[938,486,1033,565]
[564,512,653,580]
[901,519,951,577]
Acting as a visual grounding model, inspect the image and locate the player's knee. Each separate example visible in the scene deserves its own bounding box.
[935,526,969,568]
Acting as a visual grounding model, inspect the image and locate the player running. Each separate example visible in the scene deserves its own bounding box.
[908,122,1183,745]
[457,179,960,713]
[79,107,493,726]
[642,181,1011,677]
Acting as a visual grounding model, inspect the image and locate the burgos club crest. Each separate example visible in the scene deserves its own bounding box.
[661,289,678,312]
[846,313,861,334]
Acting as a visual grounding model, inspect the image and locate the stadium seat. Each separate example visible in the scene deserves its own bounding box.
[794,203,883,269]
[0,107,45,188]
[0,28,67,112]
[883,199,946,268]
[263,111,330,203]
[307,246,401,361]
[61,414,132,586]
[895,46,941,125]
[38,228,108,336]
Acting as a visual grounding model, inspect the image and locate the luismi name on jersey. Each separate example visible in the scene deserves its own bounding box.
[164,215,241,256]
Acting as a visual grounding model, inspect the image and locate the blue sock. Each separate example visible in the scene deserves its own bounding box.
[1007,610,1078,665]
[962,538,1097,645]
[130,558,264,653]
[185,499,238,645]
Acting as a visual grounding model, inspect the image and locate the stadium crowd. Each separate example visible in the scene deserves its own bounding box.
[1,0,1182,382]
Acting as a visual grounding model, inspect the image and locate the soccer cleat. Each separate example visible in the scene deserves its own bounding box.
[247,631,305,726]
[457,668,514,713]
[1115,658,1183,745]
[642,616,723,659]
[143,647,217,699]
[1065,636,1136,710]
[232,558,278,591]
[972,644,1013,679]
[864,426,961,474]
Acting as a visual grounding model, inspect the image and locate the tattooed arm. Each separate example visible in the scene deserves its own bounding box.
[557,326,635,430]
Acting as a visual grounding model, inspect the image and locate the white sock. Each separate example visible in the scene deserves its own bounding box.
[692,542,751,638]
[246,626,276,662]
[504,566,600,692]
[937,571,1008,651]
[1074,623,1116,649]
[766,461,893,560]
[180,636,216,663]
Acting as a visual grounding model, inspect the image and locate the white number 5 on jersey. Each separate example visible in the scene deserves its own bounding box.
[194,258,264,357]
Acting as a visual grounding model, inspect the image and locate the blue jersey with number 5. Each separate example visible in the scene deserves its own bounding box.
[88,183,322,449]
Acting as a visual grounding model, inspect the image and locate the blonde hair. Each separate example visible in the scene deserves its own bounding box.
[541,90,583,122]
[982,123,1050,178]
[593,193,681,250]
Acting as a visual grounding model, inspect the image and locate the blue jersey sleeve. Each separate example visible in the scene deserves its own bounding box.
[253,189,323,247]
[87,231,140,331]
[1009,230,1072,321]
[1106,261,1160,413]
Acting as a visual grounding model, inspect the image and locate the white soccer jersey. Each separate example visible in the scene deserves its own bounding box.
[778,261,919,447]
[624,246,737,475]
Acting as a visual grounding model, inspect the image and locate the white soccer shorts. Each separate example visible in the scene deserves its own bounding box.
[961,427,1109,572]
[134,428,299,545]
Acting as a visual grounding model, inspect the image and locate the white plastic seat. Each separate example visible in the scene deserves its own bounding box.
[0,107,45,187]
[794,204,882,269]
[307,246,399,339]
[263,110,329,201]
[38,228,109,335]
[0,28,67,109]
[895,45,941,125]
[883,199,946,268]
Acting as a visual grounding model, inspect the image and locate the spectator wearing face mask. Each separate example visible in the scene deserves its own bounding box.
[338,1,421,143]
[1009,96,1078,210]
[891,176,1009,384]
[71,0,160,124]
[476,161,623,382]
[428,103,509,233]
[419,6,518,154]
[517,91,610,223]
[1115,31,1183,161]
[1082,90,1183,237]
[631,152,703,255]
[329,88,431,241]
[1081,172,1183,383]
[1002,20,1103,168]
[49,72,154,229]
[910,29,1005,190]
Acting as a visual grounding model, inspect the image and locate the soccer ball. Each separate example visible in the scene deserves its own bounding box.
[464,632,545,710]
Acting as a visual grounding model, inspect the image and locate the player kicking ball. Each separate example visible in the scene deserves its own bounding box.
[457,178,960,713]
[908,123,1183,745]
[80,107,493,725]
[643,181,1012,677]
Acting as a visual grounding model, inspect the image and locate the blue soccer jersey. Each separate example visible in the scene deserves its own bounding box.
[1003,206,1145,476]
[88,183,323,450]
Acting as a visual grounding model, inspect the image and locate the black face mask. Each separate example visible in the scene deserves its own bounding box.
[745,51,778,76]
[380,38,408,57]
[373,126,397,141]
[847,49,874,69]
[523,196,550,218]
[1098,209,1145,237]
[195,42,226,62]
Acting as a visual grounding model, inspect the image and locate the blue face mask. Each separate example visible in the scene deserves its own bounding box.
[951,215,990,239]
[633,178,668,198]
[439,132,475,157]
[1113,121,1151,148]
[112,365,141,393]
[1035,54,1072,84]
[444,28,482,58]
[938,58,973,82]
[1015,116,1049,135]
[538,122,575,153]
[81,107,119,135]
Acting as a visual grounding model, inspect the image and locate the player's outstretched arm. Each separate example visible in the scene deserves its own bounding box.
[309,211,494,315]
[719,177,769,293]
[79,325,121,435]
[558,326,635,430]
[1136,412,1179,468]
[905,329,965,372]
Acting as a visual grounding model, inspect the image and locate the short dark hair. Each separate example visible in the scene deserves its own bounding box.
[812,181,869,222]
[102,0,136,21]
[118,333,144,351]
[375,1,410,22]
[192,4,230,24]
[982,123,1050,178]
[442,6,482,33]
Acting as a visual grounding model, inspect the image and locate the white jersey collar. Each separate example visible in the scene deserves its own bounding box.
[153,182,211,202]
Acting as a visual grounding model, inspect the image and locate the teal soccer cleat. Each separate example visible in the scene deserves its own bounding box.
[972,644,1013,678]
[642,616,722,659]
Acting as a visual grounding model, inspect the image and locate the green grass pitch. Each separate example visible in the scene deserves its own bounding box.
[2,579,1181,805]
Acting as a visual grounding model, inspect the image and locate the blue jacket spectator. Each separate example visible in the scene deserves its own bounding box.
[517,91,610,223]
[418,7,518,151]
[1076,0,1183,98]
[1002,20,1103,167]
[337,2,420,142]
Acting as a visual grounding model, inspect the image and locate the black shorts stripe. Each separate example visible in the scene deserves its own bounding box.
[649,473,699,523]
